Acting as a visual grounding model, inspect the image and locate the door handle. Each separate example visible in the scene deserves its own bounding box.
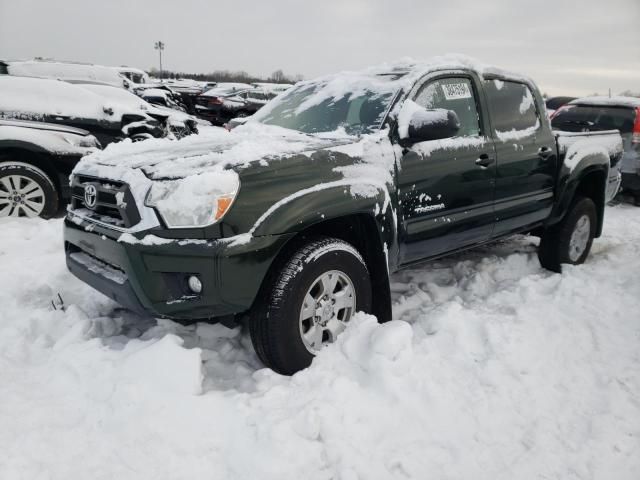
[538,147,553,160]
[475,154,495,168]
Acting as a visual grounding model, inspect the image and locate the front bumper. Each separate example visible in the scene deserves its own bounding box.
[64,217,294,321]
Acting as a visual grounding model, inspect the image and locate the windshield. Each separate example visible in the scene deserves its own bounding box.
[251,79,398,135]
[552,105,636,133]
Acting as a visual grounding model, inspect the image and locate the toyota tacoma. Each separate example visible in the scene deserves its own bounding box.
[64,57,623,374]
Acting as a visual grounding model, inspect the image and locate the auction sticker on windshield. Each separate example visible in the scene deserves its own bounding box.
[442,82,472,100]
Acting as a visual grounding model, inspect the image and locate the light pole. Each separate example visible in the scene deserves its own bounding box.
[154,41,165,82]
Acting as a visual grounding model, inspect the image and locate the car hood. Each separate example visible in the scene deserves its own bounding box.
[76,123,358,180]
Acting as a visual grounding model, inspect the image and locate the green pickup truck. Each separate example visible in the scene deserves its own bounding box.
[64,58,623,374]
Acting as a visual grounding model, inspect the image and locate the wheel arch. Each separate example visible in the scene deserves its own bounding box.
[249,212,395,324]
[550,161,608,238]
[0,147,61,194]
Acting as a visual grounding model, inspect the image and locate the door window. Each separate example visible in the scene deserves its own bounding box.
[484,80,540,136]
[414,77,481,137]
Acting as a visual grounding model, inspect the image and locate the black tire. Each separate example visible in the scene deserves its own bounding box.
[538,196,597,273]
[249,237,372,375]
[0,161,59,219]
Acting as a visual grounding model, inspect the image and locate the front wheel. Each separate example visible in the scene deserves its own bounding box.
[249,237,372,375]
[0,162,59,219]
[538,196,597,273]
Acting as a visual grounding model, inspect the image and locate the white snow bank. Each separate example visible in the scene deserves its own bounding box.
[0,205,639,479]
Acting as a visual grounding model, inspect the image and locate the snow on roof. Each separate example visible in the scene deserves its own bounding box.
[0,76,144,122]
[140,88,170,99]
[117,66,147,75]
[200,83,255,97]
[6,60,128,88]
[254,54,535,123]
[252,83,293,93]
[301,54,534,91]
[79,83,149,110]
[569,96,640,108]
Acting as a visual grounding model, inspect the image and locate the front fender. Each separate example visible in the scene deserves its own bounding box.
[0,139,56,156]
[252,180,392,236]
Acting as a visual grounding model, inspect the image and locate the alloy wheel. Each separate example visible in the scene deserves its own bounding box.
[0,175,46,218]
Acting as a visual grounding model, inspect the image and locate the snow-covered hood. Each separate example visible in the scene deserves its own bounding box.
[75,123,357,181]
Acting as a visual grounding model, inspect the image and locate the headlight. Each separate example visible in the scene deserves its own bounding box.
[145,170,240,228]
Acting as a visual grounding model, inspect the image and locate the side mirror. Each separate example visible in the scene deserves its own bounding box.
[399,101,460,144]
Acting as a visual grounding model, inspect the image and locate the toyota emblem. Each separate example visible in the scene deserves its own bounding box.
[84,184,97,209]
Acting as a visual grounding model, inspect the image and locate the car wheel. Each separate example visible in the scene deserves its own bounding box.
[0,161,59,219]
[538,196,597,273]
[249,237,372,375]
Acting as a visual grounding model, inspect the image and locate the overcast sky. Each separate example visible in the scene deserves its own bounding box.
[1,0,639,96]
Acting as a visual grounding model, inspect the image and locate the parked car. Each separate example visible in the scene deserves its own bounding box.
[76,83,199,139]
[551,96,639,204]
[0,119,99,218]
[162,80,207,114]
[194,83,278,124]
[65,59,623,374]
[1,59,130,89]
[0,76,166,146]
[133,85,191,112]
[117,67,150,85]
[545,96,576,116]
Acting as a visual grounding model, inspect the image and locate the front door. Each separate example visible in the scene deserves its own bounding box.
[396,74,497,266]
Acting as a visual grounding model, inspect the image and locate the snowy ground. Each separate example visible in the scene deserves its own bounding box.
[0,205,638,480]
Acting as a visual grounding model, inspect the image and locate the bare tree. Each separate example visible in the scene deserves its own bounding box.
[270,69,286,83]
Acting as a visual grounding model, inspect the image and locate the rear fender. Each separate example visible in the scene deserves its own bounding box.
[550,149,609,236]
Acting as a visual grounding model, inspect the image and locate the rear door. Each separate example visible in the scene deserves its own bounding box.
[397,72,497,265]
[484,79,557,237]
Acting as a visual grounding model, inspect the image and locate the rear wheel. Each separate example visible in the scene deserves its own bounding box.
[538,196,597,273]
[249,237,372,375]
[0,162,59,219]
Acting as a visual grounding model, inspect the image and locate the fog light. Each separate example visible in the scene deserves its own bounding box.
[187,275,202,294]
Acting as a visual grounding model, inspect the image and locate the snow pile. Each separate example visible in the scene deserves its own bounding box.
[1,206,639,479]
